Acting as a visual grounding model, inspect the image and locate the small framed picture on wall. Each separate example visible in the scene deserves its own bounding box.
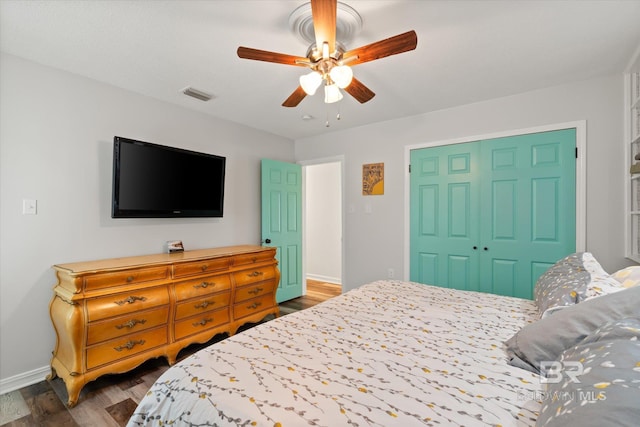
[362,162,384,195]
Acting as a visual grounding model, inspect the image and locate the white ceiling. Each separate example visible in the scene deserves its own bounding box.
[1,1,639,140]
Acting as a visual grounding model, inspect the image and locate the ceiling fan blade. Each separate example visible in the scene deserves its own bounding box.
[345,77,375,104]
[311,0,337,54]
[343,30,418,66]
[282,86,307,107]
[237,46,309,67]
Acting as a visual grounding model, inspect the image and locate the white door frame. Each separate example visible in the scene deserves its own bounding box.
[299,155,346,292]
[403,120,587,280]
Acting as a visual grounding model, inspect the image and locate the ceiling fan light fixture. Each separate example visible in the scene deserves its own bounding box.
[238,1,417,108]
[300,71,323,95]
[329,65,353,89]
[324,83,343,104]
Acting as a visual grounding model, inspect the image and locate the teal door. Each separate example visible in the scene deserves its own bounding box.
[410,129,576,299]
[261,159,303,302]
[410,141,482,292]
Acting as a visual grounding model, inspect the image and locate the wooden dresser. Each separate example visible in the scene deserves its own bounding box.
[48,245,280,407]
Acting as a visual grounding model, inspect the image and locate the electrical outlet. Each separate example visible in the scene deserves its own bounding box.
[387,268,394,279]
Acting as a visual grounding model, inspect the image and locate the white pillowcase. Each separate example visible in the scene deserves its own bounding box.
[581,254,626,300]
[611,265,640,288]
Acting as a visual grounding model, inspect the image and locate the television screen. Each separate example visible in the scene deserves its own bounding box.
[112,136,225,218]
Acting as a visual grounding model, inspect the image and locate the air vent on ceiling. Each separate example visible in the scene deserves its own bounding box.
[182,87,213,102]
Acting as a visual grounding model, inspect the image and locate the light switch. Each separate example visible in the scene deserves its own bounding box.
[22,199,37,215]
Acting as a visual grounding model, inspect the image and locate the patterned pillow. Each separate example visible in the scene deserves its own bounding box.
[611,266,640,288]
[534,252,624,318]
[505,285,640,375]
[535,318,640,427]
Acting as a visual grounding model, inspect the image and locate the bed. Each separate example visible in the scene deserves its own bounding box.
[127,280,542,426]
[128,254,640,427]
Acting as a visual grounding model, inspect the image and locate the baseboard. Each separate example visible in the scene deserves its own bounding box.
[306,274,341,285]
[0,366,49,395]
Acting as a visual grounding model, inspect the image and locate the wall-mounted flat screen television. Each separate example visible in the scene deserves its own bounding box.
[112,136,225,218]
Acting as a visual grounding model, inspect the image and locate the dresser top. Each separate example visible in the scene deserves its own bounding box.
[53,245,273,274]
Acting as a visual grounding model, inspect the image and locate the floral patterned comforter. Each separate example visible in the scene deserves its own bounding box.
[128,280,542,427]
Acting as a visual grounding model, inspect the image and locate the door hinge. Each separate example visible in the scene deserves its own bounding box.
[408,164,411,173]
[575,147,578,158]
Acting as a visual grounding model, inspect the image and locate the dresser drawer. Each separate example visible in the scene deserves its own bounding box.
[234,282,274,303]
[86,307,169,346]
[86,286,169,322]
[86,327,168,370]
[174,274,231,301]
[173,257,231,278]
[233,294,275,320]
[174,309,230,340]
[175,293,231,320]
[232,250,275,267]
[233,266,277,287]
[83,267,169,291]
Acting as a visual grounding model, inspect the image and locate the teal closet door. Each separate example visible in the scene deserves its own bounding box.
[410,128,576,299]
[478,129,576,299]
[410,141,481,291]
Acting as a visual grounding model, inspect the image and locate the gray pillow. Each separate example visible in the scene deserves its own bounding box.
[505,285,640,375]
[533,252,623,318]
[536,318,640,427]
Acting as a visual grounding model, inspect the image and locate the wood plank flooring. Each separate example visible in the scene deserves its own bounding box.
[0,280,341,427]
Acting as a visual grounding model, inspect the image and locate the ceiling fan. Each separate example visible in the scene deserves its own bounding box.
[237,0,418,107]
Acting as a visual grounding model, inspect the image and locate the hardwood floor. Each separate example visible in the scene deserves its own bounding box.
[0,280,341,427]
[279,279,342,313]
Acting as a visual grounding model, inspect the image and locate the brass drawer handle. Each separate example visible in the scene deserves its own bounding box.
[201,265,209,272]
[247,271,264,277]
[114,295,147,306]
[193,318,213,327]
[247,302,262,310]
[194,300,213,309]
[115,319,147,330]
[126,275,135,283]
[114,339,145,352]
[194,281,214,289]
[248,287,264,295]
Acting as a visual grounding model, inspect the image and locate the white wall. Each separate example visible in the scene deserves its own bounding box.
[305,162,342,284]
[295,73,635,291]
[0,54,294,387]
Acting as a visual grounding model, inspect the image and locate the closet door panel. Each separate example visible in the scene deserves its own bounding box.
[532,177,560,242]
[491,180,517,240]
[488,258,517,297]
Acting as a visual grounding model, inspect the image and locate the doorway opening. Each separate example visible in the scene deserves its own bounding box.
[303,159,344,296]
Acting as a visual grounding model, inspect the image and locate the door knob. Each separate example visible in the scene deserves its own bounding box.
[484,247,488,251]
[264,239,271,244]
[473,246,478,250]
